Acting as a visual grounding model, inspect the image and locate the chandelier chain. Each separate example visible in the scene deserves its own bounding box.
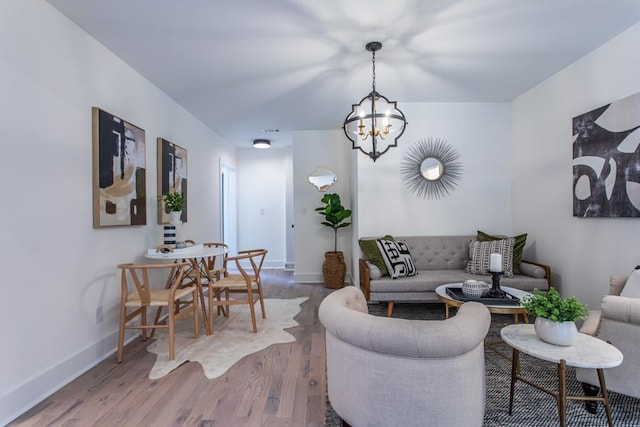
[371,49,376,94]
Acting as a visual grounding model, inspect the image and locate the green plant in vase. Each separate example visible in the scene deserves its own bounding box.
[521,287,588,346]
[163,191,184,213]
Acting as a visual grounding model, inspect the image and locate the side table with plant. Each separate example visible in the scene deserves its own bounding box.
[521,287,588,346]
[315,193,352,289]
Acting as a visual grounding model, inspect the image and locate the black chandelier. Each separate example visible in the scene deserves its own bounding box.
[343,41,407,162]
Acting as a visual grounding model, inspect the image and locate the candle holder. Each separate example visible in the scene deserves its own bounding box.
[488,271,506,298]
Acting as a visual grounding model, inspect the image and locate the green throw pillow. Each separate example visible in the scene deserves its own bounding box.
[477,230,527,275]
[359,235,395,277]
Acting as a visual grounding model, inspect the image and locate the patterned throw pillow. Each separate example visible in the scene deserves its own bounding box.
[465,238,515,277]
[477,230,527,274]
[375,239,417,279]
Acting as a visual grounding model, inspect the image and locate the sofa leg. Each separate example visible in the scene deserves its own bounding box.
[386,301,394,317]
[581,382,600,414]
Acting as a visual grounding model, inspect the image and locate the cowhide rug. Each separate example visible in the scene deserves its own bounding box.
[146,297,308,379]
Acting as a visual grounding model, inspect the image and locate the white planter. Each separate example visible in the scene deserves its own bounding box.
[534,317,578,346]
[170,211,182,225]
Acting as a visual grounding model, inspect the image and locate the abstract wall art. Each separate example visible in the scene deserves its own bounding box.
[573,93,640,217]
[157,138,188,224]
[92,107,146,228]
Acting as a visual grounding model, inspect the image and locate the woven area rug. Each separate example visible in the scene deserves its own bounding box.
[324,302,640,427]
[147,297,308,379]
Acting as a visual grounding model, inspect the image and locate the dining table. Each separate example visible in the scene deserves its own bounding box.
[145,243,228,335]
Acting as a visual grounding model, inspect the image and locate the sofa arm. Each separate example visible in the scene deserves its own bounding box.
[579,310,602,336]
[520,260,551,290]
[609,275,628,296]
[359,258,371,301]
[601,295,640,326]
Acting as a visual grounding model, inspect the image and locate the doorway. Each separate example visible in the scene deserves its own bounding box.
[220,161,238,255]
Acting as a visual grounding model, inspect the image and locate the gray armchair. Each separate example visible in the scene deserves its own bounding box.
[319,286,491,427]
[576,274,640,409]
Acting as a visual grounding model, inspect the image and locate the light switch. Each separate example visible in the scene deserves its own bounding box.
[260,208,265,215]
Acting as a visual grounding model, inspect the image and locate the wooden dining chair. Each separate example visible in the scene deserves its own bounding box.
[207,250,267,333]
[116,261,198,362]
[219,249,268,319]
[203,242,229,281]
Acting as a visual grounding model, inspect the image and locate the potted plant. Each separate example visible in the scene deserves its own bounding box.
[521,287,588,346]
[315,193,352,289]
[163,191,184,225]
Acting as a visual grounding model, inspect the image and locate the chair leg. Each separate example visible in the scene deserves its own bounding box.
[581,382,600,414]
[141,307,147,341]
[117,306,126,363]
[247,287,258,333]
[193,289,199,339]
[168,311,175,361]
[256,281,266,318]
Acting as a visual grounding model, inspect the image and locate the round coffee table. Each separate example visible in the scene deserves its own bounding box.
[436,283,531,323]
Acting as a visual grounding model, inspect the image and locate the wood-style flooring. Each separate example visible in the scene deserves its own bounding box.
[10,269,332,427]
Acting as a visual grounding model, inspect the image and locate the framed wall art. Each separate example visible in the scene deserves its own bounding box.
[92,107,146,228]
[573,92,640,217]
[157,138,188,224]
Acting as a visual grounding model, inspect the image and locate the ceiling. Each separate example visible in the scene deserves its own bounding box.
[47,0,640,149]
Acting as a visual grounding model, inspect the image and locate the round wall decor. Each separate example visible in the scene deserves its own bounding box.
[401,138,462,199]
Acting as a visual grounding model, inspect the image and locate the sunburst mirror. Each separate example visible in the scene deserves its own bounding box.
[401,138,462,199]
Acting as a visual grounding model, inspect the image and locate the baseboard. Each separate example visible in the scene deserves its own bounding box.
[1,331,137,426]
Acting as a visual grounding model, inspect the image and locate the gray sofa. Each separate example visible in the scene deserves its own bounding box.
[359,235,551,316]
[319,286,491,427]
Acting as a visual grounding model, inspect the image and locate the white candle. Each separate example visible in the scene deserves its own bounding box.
[489,253,502,272]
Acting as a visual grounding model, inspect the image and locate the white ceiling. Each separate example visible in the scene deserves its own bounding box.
[47,0,640,148]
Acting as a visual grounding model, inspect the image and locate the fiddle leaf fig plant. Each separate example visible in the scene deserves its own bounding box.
[521,287,588,322]
[163,191,184,212]
[315,193,352,252]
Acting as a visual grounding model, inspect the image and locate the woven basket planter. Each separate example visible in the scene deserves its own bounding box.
[322,251,346,289]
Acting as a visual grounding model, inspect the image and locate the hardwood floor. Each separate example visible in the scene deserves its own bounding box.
[10,270,332,427]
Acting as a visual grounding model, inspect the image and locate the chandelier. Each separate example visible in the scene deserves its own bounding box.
[343,41,407,162]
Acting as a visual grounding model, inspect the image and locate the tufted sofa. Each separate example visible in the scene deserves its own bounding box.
[319,286,491,427]
[359,235,551,316]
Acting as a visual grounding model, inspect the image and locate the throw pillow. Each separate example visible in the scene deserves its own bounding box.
[477,230,527,275]
[465,238,515,277]
[620,266,640,298]
[375,239,417,279]
[359,235,395,277]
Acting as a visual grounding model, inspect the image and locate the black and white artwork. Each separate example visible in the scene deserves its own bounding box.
[573,93,640,217]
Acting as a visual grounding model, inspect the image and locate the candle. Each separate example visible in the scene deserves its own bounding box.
[489,253,502,272]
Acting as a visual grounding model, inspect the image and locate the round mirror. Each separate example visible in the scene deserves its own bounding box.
[420,158,443,181]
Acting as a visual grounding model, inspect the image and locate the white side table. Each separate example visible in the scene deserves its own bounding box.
[501,324,623,427]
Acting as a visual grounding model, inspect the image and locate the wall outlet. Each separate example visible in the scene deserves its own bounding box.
[95,305,104,324]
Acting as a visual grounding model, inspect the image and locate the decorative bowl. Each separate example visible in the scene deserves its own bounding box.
[461,280,490,298]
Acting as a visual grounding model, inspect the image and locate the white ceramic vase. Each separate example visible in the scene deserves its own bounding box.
[534,317,578,346]
[170,211,182,225]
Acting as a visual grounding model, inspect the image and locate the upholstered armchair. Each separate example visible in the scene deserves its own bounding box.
[319,286,491,427]
[576,274,640,408]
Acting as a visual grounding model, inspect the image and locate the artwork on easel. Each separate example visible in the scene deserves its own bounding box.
[157,138,188,224]
[92,107,146,227]
[573,92,640,217]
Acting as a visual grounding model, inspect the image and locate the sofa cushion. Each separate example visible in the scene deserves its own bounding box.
[376,239,417,279]
[359,235,395,276]
[620,266,640,298]
[477,230,527,274]
[465,238,515,277]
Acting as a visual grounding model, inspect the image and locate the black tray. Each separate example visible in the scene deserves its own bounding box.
[446,287,521,306]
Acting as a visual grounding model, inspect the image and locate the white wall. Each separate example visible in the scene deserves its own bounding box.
[357,103,513,237]
[0,1,236,424]
[510,22,640,309]
[236,147,291,267]
[292,131,353,283]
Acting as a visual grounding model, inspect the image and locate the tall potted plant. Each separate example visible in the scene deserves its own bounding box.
[521,287,588,346]
[315,193,352,288]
